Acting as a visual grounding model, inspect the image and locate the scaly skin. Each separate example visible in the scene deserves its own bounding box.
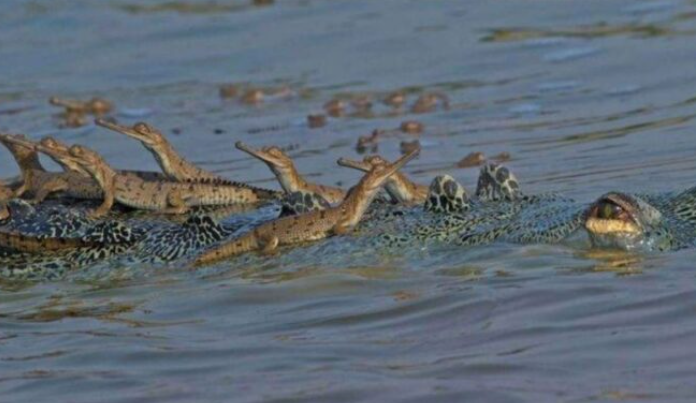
[97,119,220,181]
[0,231,96,251]
[0,133,103,203]
[0,199,136,253]
[236,141,346,204]
[337,155,428,205]
[193,148,420,265]
[58,144,280,217]
[0,220,140,281]
[351,164,585,249]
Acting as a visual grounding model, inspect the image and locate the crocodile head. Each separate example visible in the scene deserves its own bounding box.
[235,141,300,191]
[355,149,420,194]
[476,163,521,202]
[0,133,43,171]
[585,192,676,251]
[36,136,87,174]
[63,145,117,187]
[337,148,420,230]
[337,155,426,204]
[96,119,176,172]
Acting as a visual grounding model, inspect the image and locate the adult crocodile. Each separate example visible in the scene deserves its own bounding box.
[325,162,588,249]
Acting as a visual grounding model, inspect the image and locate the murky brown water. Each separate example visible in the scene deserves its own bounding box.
[2,1,696,402]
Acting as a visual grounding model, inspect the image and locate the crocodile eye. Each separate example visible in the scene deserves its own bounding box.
[134,123,152,134]
[597,201,624,220]
[266,147,283,157]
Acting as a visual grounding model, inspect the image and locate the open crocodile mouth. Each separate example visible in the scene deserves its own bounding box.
[584,194,642,236]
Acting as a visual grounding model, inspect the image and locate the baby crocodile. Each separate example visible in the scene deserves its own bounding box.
[97,119,220,181]
[35,136,165,181]
[584,187,696,251]
[193,148,420,265]
[57,144,279,216]
[1,134,163,203]
[236,141,346,204]
[0,133,103,203]
[337,155,428,205]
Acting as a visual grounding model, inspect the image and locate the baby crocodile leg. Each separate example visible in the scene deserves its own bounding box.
[193,147,420,265]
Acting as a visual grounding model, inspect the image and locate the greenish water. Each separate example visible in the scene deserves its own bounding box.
[2,0,696,402]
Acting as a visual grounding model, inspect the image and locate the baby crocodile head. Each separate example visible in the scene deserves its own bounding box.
[96,119,169,150]
[585,192,674,251]
[63,145,115,186]
[235,141,297,186]
[0,133,43,171]
[36,136,87,174]
[337,155,427,204]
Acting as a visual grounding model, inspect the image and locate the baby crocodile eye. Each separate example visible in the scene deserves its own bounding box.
[597,201,624,219]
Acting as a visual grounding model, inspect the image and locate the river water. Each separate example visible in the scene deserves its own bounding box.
[2,1,696,402]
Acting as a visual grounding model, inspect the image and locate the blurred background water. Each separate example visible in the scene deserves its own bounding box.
[2,1,696,402]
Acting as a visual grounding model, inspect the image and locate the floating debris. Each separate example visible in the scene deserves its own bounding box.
[307,114,327,128]
[49,97,113,115]
[491,152,511,162]
[400,120,423,134]
[411,92,450,113]
[356,130,381,154]
[241,89,264,105]
[323,99,346,117]
[400,140,421,155]
[219,84,239,99]
[384,92,406,108]
[456,152,485,168]
[50,96,114,128]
